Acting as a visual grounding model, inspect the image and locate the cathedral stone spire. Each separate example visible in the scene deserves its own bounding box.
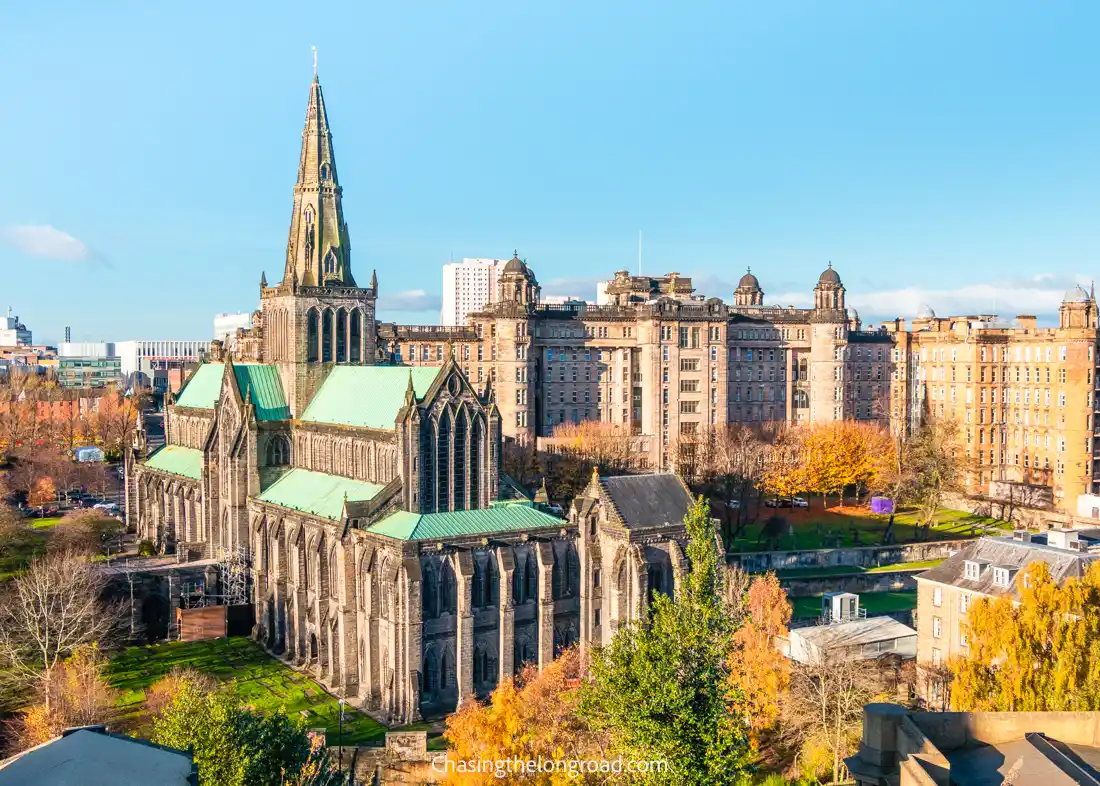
[282,72,354,288]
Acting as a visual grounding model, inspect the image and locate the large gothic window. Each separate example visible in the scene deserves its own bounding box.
[324,250,338,278]
[335,309,347,363]
[793,390,809,410]
[307,310,319,362]
[422,564,438,619]
[350,310,361,363]
[453,410,467,511]
[436,410,451,513]
[322,309,333,362]
[525,554,538,603]
[440,560,457,615]
[472,558,484,608]
[469,416,482,510]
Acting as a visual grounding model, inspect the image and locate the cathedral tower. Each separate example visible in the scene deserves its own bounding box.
[259,71,378,415]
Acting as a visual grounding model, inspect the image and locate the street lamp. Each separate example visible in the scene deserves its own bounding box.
[337,698,345,776]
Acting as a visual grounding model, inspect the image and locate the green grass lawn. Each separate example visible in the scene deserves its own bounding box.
[0,517,66,580]
[791,590,918,621]
[730,504,1008,553]
[771,558,943,580]
[106,637,387,746]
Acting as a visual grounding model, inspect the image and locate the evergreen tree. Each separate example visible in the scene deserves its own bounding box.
[152,674,344,786]
[579,499,752,784]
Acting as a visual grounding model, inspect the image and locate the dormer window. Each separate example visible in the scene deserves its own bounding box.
[992,566,1017,587]
[964,560,982,580]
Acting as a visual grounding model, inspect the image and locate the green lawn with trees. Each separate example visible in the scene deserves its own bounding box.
[729,505,1007,553]
[106,637,387,745]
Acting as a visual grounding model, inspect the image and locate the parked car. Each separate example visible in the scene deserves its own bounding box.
[791,497,809,508]
[548,503,564,517]
[728,499,742,510]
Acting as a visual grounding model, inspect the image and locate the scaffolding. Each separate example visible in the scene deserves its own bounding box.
[218,546,251,607]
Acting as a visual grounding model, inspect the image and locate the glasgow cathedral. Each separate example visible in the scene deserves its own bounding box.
[126,73,694,724]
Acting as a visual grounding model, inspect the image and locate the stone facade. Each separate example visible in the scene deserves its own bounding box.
[125,74,696,726]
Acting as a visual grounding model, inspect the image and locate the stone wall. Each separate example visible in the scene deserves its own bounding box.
[781,569,920,598]
[729,539,966,573]
[334,732,448,785]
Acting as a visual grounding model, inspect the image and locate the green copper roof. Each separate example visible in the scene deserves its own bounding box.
[366,503,562,541]
[233,364,290,421]
[175,363,224,409]
[256,468,384,521]
[300,366,443,430]
[144,445,203,480]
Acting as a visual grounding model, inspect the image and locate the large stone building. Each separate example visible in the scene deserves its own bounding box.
[884,297,1100,510]
[127,73,696,725]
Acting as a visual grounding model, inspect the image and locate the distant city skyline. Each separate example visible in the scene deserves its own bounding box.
[2,2,1099,344]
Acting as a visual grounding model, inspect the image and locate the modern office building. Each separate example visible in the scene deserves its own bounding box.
[116,340,207,386]
[0,308,31,346]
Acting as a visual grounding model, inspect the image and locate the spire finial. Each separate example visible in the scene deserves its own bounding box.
[513,249,519,258]
[746,265,751,274]
[828,261,832,269]
[311,46,317,79]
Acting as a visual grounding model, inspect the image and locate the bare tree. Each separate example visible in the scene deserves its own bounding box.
[782,651,884,785]
[900,417,963,531]
[0,552,121,708]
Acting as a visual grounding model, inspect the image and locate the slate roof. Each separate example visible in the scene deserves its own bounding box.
[173,363,223,409]
[256,468,384,521]
[143,445,203,480]
[917,535,1100,599]
[300,366,442,430]
[0,727,196,785]
[232,364,289,421]
[601,473,693,528]
[366,502,562,541]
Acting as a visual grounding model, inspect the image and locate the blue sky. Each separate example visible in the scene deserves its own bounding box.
[2,1,1099,344]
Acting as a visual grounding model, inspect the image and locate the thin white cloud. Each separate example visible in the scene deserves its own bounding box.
[0,224,94,263]
[378,289,442,312]
[850,274,1088,323]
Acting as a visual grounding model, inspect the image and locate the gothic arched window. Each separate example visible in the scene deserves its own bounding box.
[440,560,457,615]
[472,558,484,609]
[525,553,538,603]
[307,309,319,363]
[422,563,438,619]
[266,434,290,466]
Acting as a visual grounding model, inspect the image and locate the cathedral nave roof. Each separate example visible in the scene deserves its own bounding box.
[300,366,442,430]
[256,467,385,521]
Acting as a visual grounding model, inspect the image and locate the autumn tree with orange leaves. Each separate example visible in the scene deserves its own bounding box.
[729,571,791,744]
[443,647,612,785]
[760,422,895,505]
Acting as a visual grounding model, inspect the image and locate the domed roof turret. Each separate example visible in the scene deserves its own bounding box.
[1064,284,1090,303]
[503,251,526,275]
[738,268,760,289]
[818,262,841,285]
[847,306,859,320]
[916,303,936,319]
